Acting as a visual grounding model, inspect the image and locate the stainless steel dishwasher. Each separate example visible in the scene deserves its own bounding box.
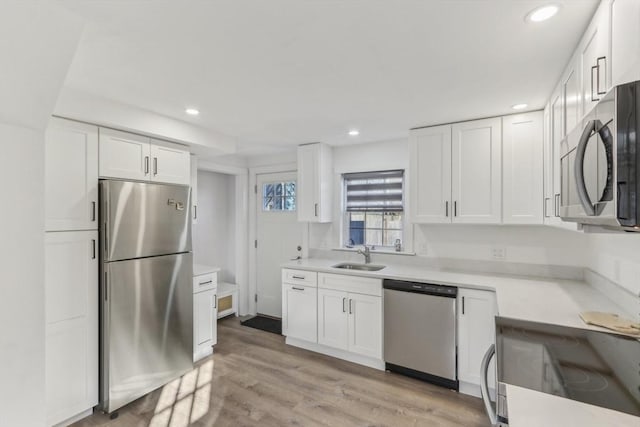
[383,279,458,390]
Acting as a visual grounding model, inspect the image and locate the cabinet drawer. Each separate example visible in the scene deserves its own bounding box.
[193,272,218,293]
[282,269,317,287]
[318,273,382,297]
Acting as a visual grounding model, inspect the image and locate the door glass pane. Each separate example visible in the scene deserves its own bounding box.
[262,180,296,212]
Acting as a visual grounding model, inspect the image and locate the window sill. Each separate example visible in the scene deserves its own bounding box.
[331,247,416,256]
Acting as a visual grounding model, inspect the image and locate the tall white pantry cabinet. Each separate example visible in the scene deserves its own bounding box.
[44,117,99,426]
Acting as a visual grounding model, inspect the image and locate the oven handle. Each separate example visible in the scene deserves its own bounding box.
[480,344,498,426]
[574,120,598,216]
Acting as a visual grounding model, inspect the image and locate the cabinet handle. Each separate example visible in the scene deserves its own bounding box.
[199,280,213,286]
[214,295,217,309]
[194,205,197,220]
[153,157,158,175]
[144,156,149,174]
[554,193,561,217]
[445,201,449,217]
[292,287,305,291]
[596,56,606,95]
[314,203,318,217]
[462,296,465,315]
[544,197,550,218]
[91,239,96,259]
[454,201,458,217]
[591,65,600,102]
[349,299,353,314]
[91,201,96,222]
[342,297,347,313]
[292,275,305,280]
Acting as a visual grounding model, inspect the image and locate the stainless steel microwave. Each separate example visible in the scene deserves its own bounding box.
[560,80,640,231]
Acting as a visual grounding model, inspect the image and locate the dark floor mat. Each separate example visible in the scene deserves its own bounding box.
[241,315,282,335]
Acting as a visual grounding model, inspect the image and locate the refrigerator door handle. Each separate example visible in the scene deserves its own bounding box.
[480,344,497,426]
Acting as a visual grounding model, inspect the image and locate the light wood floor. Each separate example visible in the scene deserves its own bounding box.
[73,316,488,427]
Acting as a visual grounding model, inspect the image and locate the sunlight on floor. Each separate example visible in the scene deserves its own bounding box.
[149,359,214,427]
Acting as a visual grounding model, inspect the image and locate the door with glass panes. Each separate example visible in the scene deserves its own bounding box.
[256,172,305,317]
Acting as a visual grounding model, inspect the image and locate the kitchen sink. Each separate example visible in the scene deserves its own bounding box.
[331,262,386,272]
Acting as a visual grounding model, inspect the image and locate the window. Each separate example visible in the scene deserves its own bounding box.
[262,180,296,211]
[343,170,404,249]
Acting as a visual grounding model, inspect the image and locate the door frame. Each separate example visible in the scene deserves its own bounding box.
[249,163,308,316]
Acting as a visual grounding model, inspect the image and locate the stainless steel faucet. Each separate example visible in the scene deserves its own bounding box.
[356,245,371,264]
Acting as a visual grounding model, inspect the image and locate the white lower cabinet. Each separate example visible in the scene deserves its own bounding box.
[282,284,317,342]
[282,269,383,367]
[457,288,497,397]
[193,272,218,362]
[45,231,98,426]
[317,288,348,350]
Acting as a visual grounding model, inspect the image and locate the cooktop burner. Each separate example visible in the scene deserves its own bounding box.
[496,317,640,417]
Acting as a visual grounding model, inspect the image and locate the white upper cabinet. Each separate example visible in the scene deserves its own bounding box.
[562,54,581,137]
[579,1,611,116]
[409,125,452,223]
[45,118,98,232]
[190,155,198,224]
[99,128,190,185]
[611,0,640,86]
[502,112,544,224]
[99,128,151,181]
[149,139,191,185]
[451,117,502,224]
[297,143,333,223]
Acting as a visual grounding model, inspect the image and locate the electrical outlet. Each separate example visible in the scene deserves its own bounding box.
[491,247,506,260]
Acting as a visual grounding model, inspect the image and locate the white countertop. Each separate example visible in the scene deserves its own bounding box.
[282,258,638,426]
[193,263,221,277]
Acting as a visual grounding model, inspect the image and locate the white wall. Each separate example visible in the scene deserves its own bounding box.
[193,171,237,282]
[0,3,83,426]
[587,233,640,295]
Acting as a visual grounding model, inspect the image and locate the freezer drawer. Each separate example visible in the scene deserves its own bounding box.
[101,180,192,262]
[101,252,193,413]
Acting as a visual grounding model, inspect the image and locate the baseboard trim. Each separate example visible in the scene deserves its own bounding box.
[459,380,496,400]
[285,337,385,371]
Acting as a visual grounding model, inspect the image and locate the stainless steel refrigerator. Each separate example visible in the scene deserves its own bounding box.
[99,180,193,413]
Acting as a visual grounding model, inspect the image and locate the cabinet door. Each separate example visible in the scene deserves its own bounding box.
[317,288,348,351]
[563,57,580,137]
[297,143,332,223]
[457,289,497,387]
[347,293,382,358]
[282,284,317,342]
[580,2,611,116]
[409,125,452,223]
[451,118,502,223]
[45,118,98,232]
[150,141,191,185]
[45,231,98,425]
[190,155,198,224]
[611,0,640,86]
[99,128,150,180]
[194,289,215,358]
[502,112,544,224]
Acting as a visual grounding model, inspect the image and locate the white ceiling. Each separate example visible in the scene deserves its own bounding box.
[59,0,598,155]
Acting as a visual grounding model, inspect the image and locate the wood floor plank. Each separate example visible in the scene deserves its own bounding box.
[73,316,488,427]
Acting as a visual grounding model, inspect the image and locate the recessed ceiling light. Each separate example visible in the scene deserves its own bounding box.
[526,4,560,23]
[511,103,528,110]
[348,130,360,136]
[185,108,200,116]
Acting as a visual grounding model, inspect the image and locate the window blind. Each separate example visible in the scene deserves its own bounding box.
[344,170,404,212]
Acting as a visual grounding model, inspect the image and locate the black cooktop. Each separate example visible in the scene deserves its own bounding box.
[496,317,640,417]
